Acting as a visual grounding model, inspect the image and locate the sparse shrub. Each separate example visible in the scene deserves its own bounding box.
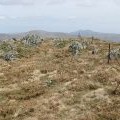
[0,42,13,52]
[94,72,110,85]
[55,40,68,48]
[16,46,34,58]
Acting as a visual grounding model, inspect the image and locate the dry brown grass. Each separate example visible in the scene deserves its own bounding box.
[0,39,120,120]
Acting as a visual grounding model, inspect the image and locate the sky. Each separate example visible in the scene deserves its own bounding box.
[0,0,120,33]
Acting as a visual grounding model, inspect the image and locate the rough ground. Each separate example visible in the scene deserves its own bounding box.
[0,39,120,120]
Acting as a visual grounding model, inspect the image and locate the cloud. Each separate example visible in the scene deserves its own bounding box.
[0,0,119,6]
[0,0,34,6]
[46,0,119,7]
[46,0,65,5]
[68,16,77,20]
[113,0,120,5]
[47,0,120,6]
[0,16,6,20]
[0,0,96,6]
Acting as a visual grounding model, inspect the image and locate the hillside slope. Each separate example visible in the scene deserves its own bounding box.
[0,38,120,120]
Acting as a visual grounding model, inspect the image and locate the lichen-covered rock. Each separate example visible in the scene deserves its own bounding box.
[92,48,98,54]
[21,34,43,46]
[69,41,88,55]
[3,51,18,61]
[108,48,120,60]
[82,41,88,49]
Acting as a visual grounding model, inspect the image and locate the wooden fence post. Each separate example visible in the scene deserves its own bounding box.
[108,43,111,64]
[92,36,94,44]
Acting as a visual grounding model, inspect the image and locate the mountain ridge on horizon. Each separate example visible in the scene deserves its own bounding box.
[0,29,120,42]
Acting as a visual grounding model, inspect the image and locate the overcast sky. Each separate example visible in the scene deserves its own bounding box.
[0,0,120,33]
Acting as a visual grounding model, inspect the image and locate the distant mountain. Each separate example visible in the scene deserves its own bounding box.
[0,33,13,41]
[0,29,120,42]
[0,30,74,41]
[71,30,120,42]
[27,30,75,38]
